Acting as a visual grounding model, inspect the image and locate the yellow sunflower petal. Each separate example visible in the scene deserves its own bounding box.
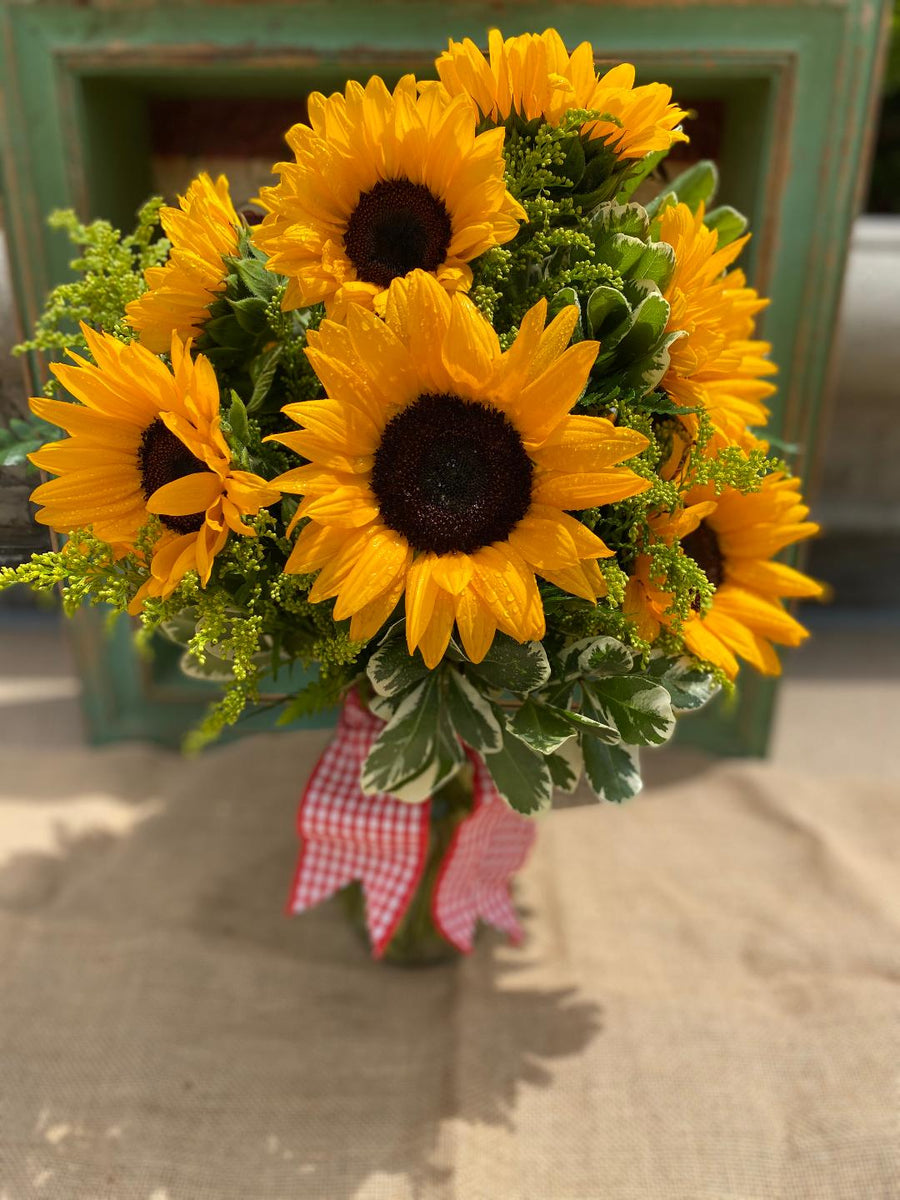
[454,588,497,663]
[297,485,380,529]
[471,544,545,641]
[418,589,457,668]
[145,472,222,516]
[725,557,824,599]
[285,521,350,575]
[682,615,740,680]
[405,554,440,651]
[536,561,601,603]
[713,586,810,647]
[349,569,406,643]
[533,467,650,509]
[530,415,649,471]
[332,528,412,619]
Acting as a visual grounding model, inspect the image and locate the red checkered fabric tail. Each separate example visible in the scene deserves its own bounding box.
[286,691,430,958]
[432,751,537,953]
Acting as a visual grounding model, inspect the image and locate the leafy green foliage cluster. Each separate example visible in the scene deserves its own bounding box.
[365,624,717,812]
[2,201,170,470]
[15,200,167,362]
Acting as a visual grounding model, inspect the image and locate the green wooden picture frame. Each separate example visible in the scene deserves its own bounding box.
[0,0,890,752]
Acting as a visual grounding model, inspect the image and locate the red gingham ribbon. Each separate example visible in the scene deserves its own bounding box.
[286,691,430,957]
[286,691,536,957]
[431,751,537,953]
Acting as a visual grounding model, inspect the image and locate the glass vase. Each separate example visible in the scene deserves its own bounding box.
[337,765,475,966]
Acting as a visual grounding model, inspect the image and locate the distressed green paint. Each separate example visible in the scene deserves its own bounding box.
[0,0,890,752]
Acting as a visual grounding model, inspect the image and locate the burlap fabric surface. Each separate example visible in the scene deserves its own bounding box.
[0,730,898,1199]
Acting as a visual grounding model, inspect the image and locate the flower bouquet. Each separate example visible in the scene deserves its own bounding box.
[3,30,823,963]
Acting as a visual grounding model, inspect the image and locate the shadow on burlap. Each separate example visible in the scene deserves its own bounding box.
[0,728,898,1199]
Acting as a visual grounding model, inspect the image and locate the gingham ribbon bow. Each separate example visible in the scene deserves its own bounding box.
[286,691,536,957]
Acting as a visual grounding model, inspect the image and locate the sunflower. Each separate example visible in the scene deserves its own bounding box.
[251,74,525,319]
[659,201,776,452]
[126,172,241,354]
[624,475,824,679]
[28,325,279,610]
[433,29,688,159]
[268,270,650,667]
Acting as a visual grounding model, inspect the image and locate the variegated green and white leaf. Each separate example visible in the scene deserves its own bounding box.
[583,677,675,746]
[546,702,618,743]
[547,736,584,794]
[446,669,503,753]
[467,635,551,696]
[509,699,577,755]
[366,636,430,697]
[582,738,642,804]
[366,690,404,723]
[361,677,462,802]
[484,729,552,816]
[579,636,635,678]
[645,654,720,712]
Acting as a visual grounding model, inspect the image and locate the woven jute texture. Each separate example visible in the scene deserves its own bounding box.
[1,731,898,1200]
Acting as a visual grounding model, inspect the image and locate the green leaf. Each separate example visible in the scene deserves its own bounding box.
[547,737,583,794]
[630,241,676,289]
[202,314,255,348]
[646,159,719,217]
[545,703,618,742]
[585,285,631,339]
[158,613,198,647]
[276,677,343,726]
[228,295,268,334]
[234,257,280,301]
[583,677,675,746]
[599,232,650,276]
[366,636,430,697]
[547,287,583,340]
[0,412,60,470]
[247,344,283,412]
[560,133,586,186]
[483,728,552,815]
[445,669,503,753]
[582,738,642,803]
[704,205,748,248]
[361,677,463,802]
[588,201,650,240]
[616,148,667,203]
[601,292,670,363]
[227,392,249,444]
[509,699,577,755]
[580,636,635,677]
[645,654,720,711]
[467,635,551,696]
[557,635,633,679]
[631,386,697,417]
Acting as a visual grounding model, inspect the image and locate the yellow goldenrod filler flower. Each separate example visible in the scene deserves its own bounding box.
[660,201,776,450]
[434,29,688,159]
[624,475,824,679]
[28,325,279,607]
[252,75,525,319]
[268,270,650,668]
[126,173,240,354]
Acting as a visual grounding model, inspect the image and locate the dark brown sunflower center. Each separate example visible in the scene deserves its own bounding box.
[138,418,206,535]
[371,393,533,555]
[681,520,725,593]
[344,178,452,288]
